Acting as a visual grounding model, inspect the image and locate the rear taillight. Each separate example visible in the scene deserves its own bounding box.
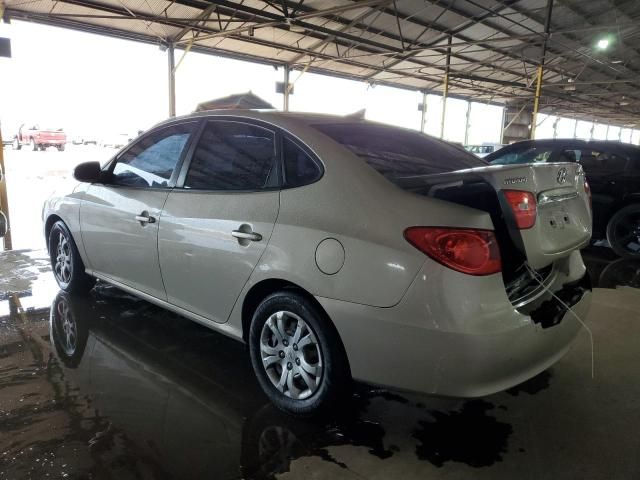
[503,190,537,229]
[404,227,502,276]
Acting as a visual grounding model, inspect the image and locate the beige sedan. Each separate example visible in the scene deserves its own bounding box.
[43,111,593,415]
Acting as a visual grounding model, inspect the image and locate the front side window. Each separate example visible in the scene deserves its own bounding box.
[283,137,322,187]
[111,123,193,188]
[313,123,485,185]
[185,121,276,191]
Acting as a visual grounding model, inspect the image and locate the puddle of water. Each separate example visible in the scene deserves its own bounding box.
[1,245,639,479]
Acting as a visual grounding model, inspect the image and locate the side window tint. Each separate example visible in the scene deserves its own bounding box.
[112,123,193,188]
[558,149,579,162]
[579,150,627,173]
[185,121,276,190]
[283,137,322,187]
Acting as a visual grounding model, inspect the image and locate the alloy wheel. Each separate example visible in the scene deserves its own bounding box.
[54,232,73,285]
[260,310,323,400]
[612,211,640,255]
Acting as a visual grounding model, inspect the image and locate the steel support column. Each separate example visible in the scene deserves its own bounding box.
[530,0,554,139]
[283,65,291,112]
[439,36,451,139]
[420,91,427,133]
[464,101,472,145]
[168,43,176,117]
[531,65,544,139]
[0,127,12,250]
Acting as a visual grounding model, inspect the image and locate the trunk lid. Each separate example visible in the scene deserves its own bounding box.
[398,162,592,269]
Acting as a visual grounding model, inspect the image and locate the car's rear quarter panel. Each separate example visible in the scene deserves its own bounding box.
[227,117,496,334]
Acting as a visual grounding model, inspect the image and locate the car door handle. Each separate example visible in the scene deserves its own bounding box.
[135,212,156,224]
[231,230,262,242]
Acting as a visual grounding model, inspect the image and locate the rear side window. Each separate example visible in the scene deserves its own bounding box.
[489,146,554,165]
[558,149,580,162]
[579,150,628,173]
[111,123,193,188]
[283,137,322,187]
[312,123,485,184]
[185,121,277,191]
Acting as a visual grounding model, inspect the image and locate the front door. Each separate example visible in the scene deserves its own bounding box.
[158,120,280,323]
[80,122,196,299]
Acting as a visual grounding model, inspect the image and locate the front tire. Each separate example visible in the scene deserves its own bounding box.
[249,291,351,416]
[49,221,95,294]
[30,138,37,151]
[606,204,640,258]
[12,138,21,150]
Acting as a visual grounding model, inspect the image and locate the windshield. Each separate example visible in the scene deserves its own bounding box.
[313,122,486,185]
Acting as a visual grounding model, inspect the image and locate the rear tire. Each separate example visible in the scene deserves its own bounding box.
[57,144,65,152]
[49,221,95,294]
[249,291,351,416]
[606,204,640,258]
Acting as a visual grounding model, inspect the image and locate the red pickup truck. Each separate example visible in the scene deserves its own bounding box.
[12,124,67,151]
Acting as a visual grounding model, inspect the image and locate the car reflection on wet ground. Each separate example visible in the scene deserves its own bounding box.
[1,247,640,480]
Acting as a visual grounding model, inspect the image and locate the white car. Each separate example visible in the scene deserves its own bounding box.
[43,111,593,415]
[466,143,506,158]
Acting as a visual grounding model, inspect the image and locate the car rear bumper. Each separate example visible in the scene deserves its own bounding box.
[317,250,590,397]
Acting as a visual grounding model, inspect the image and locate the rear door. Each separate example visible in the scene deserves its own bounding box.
[80,122,196,299]
[158,119,280,323]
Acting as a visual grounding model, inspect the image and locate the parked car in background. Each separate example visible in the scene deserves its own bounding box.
[72,134,99,145]
[12,124,67,151]
[487,139,640,258]
[101,132,133,149]
[465,143,505,158]
[43,111,592,415]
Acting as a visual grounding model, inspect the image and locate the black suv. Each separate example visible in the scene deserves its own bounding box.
[486,139,640,258]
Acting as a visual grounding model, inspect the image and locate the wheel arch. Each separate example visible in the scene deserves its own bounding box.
[607,196,640,226]
[45,214,64,252]
[240,279,350,372]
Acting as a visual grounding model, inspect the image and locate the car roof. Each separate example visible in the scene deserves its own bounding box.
[495,138,640,155]
[502,138,636,148]
[167,109,363,125]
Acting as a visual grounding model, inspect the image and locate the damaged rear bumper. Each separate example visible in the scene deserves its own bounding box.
[317,251,591,397]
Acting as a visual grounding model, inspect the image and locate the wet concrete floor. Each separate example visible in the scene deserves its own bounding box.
[1,247,639,479]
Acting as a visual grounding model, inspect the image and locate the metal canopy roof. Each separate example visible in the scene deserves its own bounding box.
[3,0,640,126]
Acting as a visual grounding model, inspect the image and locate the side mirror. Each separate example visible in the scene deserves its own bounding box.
[0,210,7,238]
[73,161,102,183]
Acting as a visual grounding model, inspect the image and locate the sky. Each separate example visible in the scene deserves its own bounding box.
[0,20,508,144]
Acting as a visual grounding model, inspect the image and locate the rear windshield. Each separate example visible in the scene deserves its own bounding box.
[312,123,486,184]
[488,145,554,165]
